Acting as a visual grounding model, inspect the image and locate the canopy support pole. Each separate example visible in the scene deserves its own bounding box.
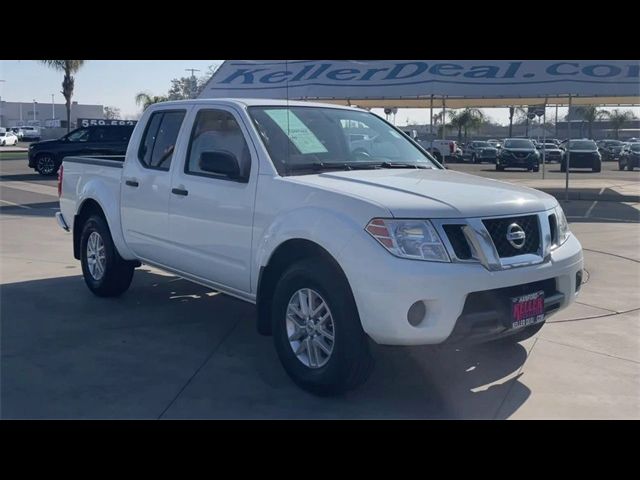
[441,98,446,140]
[429,95,433,136]
[565,95,572,202]
[542,99,547,180]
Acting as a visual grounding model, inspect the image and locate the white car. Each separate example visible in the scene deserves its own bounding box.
[18,126,41,141]
[0,131,19,146]
[56,98,584,395]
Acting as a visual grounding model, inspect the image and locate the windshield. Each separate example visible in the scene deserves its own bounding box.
[248,106,438,175]
[504,139,534,149]
[472,142,491,147]
[569,140,597,150]
[604,140,623,146]
[630,144,640,152]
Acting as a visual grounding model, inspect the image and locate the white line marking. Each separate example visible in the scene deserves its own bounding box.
[0,199,32,209]
[585,200,598,218]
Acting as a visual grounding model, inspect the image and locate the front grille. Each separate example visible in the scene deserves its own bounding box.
[548,213,557,246]
[514,152,530,159]
[443,224,472,260]
[483,215,540,257]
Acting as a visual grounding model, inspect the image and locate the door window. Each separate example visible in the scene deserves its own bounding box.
[137,110,186,170]
[185,109,251,179]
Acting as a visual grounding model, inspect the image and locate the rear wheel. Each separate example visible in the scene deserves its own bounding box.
[628,163,635,171]
[271,257,373,395]
[35,154,57,176]
[593,161,601,173]
[496,164,504,171]
[619,161,625,170]
[80,215,135,297]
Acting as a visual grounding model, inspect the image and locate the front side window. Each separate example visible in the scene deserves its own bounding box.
[248,106,437,176]
[185,109,251,178]
[138,110,185,170]
[66,128,90,143]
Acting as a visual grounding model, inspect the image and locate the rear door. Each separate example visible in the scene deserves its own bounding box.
[120,108,188,263]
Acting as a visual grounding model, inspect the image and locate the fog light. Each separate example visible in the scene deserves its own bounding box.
[575,270,583,292]
[407,301,426,327]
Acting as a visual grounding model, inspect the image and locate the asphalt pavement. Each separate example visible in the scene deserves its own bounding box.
[1,152,638,419]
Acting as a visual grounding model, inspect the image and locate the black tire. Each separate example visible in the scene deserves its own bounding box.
[34,153,58,176]
[628,163,635,171]
[271,257,373,395]
[593,161,601,173]
[533,166,540,172]
[618,162,625,171]
[496,165,504,171]
[560,163,567,173]
[80,215,135,297]
[471,154,477,164]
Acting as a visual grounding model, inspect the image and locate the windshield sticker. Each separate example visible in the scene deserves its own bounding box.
[265,109,328,154]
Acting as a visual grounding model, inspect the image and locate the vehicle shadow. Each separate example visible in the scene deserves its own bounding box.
[0,202,59,217]
[0,172,55,182]
[1,268,529,419]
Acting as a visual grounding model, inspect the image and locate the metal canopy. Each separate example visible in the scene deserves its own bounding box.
[200,60,640,107]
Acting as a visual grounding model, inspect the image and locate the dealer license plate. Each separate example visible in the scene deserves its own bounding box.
[510,290,545,329]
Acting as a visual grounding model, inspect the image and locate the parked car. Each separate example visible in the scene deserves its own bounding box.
[463,140,498,163]
[423,139,461,163]
[28,123,136,175]
[0,131,19,146]
[487,139,502,149]
[56,98,583,395]
[18,125,41,141]
[597,139,625,161]
[496,138,540,171]
[537,142,563,163]
[8,127,24,140]
[561,140,602,172]
[618,143,640,171]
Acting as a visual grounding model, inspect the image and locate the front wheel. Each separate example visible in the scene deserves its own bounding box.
[619,161,625,171]
[80,215,135,297]
[271,258,373,395]
[35,154,58,176]
[593,161,601,173]
[496,164,504,171]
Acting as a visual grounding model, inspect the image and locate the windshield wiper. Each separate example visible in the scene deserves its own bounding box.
[378,162,430,169]
[286,162,379,173]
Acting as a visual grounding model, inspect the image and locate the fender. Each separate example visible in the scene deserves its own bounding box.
[253,205,369,293]
[76,178,137,260]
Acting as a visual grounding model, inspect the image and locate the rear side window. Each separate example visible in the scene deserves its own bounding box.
[138,110,185,170]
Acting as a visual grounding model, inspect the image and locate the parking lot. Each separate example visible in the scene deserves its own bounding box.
[1,151,639,419]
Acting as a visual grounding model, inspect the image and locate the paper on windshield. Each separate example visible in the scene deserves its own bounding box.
[264,109,328,154]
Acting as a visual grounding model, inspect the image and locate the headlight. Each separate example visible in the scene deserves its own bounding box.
[365,219,450,262]
[554,205,570,247]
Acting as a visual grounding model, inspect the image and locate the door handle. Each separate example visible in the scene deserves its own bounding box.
[171,188,189,196]
[125,179,139,187]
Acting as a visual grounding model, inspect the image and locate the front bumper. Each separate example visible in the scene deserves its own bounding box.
[338,231,583,346]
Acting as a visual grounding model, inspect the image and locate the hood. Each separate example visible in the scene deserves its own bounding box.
[287,168,556,218]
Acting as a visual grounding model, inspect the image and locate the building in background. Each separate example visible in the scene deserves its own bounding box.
[0,100,104,129]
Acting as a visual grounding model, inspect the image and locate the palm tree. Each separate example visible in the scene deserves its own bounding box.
[447,111,464,142]
[573,105,609,139]
[607,109,635,139]
[39,60,85,133]
[461,108,485,142]
[508,107,526,137]
[135,92,168,111]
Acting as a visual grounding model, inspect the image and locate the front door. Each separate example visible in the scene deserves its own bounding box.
[168,106,257,294]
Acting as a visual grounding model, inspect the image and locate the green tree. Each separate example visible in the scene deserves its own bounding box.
[607,109,635,139]
[167,64,221,100]
[104,106,121,119]
[448,108,485,142]
[135,92,168,111]
[572,105,609,139]
[39,60,86,133]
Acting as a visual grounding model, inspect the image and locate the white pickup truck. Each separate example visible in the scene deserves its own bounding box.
[56,98,584,395]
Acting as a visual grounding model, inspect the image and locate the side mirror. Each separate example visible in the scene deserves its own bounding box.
[199,150,245,181]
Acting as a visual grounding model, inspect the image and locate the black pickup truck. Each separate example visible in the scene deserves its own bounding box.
[28,122,136,175]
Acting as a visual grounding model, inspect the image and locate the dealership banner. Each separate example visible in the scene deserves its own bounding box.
[77,118,137,128]
[199,60,640,100]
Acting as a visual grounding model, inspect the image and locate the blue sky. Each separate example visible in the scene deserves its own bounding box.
[1,60,637,124]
